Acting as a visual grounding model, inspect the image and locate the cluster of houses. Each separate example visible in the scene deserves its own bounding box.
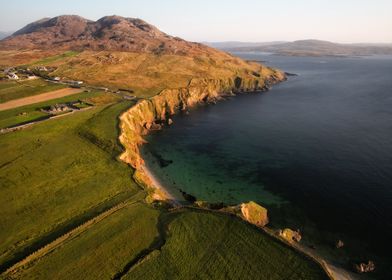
[1,66,84,87]
[3,68,21,80]
[41,102,80,115]
[1,65,136,101]
[2,67,40,81]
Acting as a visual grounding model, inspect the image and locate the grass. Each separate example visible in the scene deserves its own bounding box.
[0,79,66,103]
[124,210,329,280]
[0,90,114,129]
[79,100,135,157]
[0,95,140,270]
[30,51,80,65]
[8,202,160,280]
[1,50,281,98]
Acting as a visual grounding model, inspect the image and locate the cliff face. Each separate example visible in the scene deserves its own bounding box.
[119,71,285,200]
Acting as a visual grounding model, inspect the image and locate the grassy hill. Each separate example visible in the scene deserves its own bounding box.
[0,49,278,98]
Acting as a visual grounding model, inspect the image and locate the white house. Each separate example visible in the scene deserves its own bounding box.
[36,66,48,72]
[7,73,19,80]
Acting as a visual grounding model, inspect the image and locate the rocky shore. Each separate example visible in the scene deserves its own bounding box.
[117,72,351,280]
[118,71,285,201]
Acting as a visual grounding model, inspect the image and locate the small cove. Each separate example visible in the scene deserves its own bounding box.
[141,53,392,278]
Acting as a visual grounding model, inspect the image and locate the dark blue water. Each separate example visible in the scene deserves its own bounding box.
[142,54,392,277]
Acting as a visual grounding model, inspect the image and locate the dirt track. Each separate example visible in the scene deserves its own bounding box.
[0,88,82,111]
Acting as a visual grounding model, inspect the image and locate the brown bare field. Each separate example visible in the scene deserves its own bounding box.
[0,87,82,111]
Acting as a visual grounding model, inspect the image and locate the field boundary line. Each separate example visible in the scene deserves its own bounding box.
[3,199,140,276]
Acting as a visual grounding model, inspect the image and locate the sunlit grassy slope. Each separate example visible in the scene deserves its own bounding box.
[10,202,160,280]
[125,210,329,280]
[0,50,279,98]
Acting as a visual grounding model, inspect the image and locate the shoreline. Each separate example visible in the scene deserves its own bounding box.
[140,163,180,205]
[116,74,349,279]
[118,75,285,201]
[135,113,353,280]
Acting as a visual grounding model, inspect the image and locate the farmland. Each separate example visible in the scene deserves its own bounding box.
[0,79,65,103]
[0,93,140,273]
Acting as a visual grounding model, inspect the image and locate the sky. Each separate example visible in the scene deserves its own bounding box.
[0,0,391,43]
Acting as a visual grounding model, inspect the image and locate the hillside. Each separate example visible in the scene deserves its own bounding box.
[0,15,283,97]
[204,41,287,49]
[1,15,221,56]
[0,32,12,40]
[223,39,392,56]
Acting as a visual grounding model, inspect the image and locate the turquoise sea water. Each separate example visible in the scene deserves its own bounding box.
[142,54,392,278]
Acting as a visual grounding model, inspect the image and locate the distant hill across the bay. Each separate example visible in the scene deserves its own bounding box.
[0,31,12,40]
[207,39,392,57]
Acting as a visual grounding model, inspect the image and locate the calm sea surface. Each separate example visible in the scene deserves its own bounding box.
[142,53,392,276]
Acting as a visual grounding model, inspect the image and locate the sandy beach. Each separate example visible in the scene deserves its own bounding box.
[141,164,181,205]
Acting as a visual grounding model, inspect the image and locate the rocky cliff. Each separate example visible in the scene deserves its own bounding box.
[119,72,285,201]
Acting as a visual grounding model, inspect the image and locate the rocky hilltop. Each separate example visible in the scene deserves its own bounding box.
[0,15,216,56]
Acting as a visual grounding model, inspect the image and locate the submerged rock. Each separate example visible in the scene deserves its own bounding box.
[335,239,344,249]
[145,121,162,130]
[179,189,197,203]
[284,72,298,77]
[240,201,269,227]
[195,201,226,210]
[353,261,375,273]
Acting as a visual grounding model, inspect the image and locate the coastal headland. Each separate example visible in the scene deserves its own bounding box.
[0,14,335,279]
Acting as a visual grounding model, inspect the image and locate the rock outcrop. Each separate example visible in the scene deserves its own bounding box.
[335,239,344,249]
[119,73,285,201]
[353,261,375,273]
[240,201,269,227]
[279,228,302,243]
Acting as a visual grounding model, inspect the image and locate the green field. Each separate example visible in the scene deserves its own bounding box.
[124,210,329,280]
[30,51,81,66]
[0,90,329,279]
[0,90,112,129]
[9,202,160,280]
[0,79,66,103]
[0,95,140,272]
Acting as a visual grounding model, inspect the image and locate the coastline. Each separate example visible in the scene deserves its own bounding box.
[116,73,348,279]
[118,74,285,202]
[140,164,180,204]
